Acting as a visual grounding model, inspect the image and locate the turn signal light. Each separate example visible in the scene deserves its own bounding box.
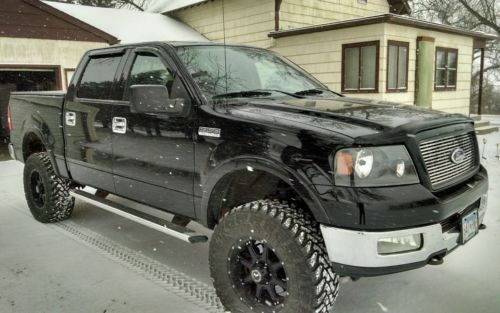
[7,105,13,131]
[335,151,353,176]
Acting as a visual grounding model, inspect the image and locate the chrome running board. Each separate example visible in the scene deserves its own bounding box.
[70,190,208,244]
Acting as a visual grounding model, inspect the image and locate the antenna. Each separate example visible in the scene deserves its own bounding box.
[222,0,228,94]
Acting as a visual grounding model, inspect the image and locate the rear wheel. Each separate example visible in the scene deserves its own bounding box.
[23,152,74,223]
[209,200,339,313]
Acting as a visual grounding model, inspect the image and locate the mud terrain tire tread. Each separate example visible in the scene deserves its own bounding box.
[23,152,74,223]
[209,199,340,313]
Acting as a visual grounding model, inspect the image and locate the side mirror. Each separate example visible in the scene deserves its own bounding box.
[129,85,186,115]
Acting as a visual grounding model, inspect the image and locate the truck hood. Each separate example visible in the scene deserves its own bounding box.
[222,97,472,139]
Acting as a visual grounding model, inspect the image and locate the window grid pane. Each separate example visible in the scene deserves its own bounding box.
[360,45,376,89]
[397,46,407,89]
[344,47,360,90]
[435,48,458,90]
[387,45,398,90]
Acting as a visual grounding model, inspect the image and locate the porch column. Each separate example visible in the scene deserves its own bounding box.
[477,47,485,115]
[415,36,435,108]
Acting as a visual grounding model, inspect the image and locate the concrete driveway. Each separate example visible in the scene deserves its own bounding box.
[0,132,499,313]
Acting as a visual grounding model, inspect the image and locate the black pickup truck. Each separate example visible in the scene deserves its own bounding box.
[8,42,488,313]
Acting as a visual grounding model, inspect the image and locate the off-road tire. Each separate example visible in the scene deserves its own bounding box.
[23,152,74,223]
[209,200,340,313]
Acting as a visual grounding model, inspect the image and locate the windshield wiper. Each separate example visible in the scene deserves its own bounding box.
[213,90,272,99]
[213,89,304,99]
[294,88,343,97]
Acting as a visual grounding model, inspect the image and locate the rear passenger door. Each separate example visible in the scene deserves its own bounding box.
[64,49,127,192]
[111,47,196,217]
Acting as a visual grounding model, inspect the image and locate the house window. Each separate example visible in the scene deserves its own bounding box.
[387,41,409,91]
[435,47,458,91]
[342,41,379,93]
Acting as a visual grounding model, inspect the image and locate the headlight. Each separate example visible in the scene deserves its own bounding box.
[333,145,419,187]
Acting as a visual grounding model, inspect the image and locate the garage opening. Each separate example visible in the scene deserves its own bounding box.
[0,66,61,92]
[0,65,61,139]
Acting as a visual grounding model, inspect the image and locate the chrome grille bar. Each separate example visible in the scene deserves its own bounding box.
[419,133,476,188]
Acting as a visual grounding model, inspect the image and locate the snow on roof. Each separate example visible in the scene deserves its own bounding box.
[147,0,207,13]
[43,1,207,43]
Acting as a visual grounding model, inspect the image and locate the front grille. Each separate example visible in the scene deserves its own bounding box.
[420,132,476,188]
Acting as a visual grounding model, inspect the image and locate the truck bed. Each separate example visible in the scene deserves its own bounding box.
[9,91,67,169]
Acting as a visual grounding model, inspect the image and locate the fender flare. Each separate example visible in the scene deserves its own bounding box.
[197,156,331,228]
[21,127,61,177]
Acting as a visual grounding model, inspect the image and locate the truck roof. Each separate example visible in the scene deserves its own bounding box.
[88,41,264,54]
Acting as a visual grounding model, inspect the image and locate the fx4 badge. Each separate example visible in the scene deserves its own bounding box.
[198,127,221,138]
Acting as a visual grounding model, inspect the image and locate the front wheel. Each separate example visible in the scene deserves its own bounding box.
[209,200,339,313]
[23,152,74,223]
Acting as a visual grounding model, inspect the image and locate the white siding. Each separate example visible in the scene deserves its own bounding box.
[0,37,107,90]
[280,0,390,30]
[173,0,275,48]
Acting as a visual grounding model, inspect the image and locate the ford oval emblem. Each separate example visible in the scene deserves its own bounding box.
[450,148,466,164]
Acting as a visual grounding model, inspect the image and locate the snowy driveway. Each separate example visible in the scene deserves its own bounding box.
[0,133,499,313]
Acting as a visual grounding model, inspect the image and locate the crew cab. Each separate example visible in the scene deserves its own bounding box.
[8,42,488,313]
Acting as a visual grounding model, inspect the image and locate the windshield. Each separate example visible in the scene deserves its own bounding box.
[176,45,331,100]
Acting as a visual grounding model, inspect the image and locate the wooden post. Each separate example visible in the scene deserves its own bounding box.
[478,47,485,116]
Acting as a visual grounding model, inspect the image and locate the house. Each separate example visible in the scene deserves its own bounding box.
[0,0,206,94]
[148,0,496,116]
[0,0,117,94]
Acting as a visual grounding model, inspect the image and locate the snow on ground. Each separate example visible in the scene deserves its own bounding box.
[0,133,499,312]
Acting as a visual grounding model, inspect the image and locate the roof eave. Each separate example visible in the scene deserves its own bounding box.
[33,0,119,44]
[268,14,497,41]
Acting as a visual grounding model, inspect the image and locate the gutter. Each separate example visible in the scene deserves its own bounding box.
[268,14,497,41]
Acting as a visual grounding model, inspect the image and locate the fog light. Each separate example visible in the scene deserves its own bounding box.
[377,234,423,255]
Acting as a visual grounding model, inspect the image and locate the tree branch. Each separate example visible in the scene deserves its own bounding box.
[456,0,500,33]
[117,0,144,11]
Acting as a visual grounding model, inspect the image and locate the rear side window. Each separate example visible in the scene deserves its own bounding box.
[77,55,122,100]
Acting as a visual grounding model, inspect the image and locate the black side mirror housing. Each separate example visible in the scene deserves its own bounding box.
[129,85,187,116]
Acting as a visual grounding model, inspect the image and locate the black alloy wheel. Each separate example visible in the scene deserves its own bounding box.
[30,170,46,208]
[229,239,288,308]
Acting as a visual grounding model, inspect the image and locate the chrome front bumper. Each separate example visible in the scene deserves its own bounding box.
[321,194,488,276]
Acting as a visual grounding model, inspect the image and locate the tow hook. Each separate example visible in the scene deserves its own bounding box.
[428,256,444,265]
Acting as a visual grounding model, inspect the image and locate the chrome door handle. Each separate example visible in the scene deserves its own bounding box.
[65,112,76,126]
[112,117,127,134]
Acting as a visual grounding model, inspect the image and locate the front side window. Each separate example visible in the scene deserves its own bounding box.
[176,45,327,100]
[127,52,189,101]
[435,47,458,90]
[387,41,409,91]
[129,53,173,86]
[342,41,379,92]
[77,54,122,100]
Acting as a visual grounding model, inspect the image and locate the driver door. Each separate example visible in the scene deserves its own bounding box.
[111,47,196,217]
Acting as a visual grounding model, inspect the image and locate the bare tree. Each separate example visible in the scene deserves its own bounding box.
[410,0,499,113]
[46,0,149,11]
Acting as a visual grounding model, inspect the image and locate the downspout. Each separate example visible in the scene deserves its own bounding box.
[478,47,485,115]
[275,0,283,31]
